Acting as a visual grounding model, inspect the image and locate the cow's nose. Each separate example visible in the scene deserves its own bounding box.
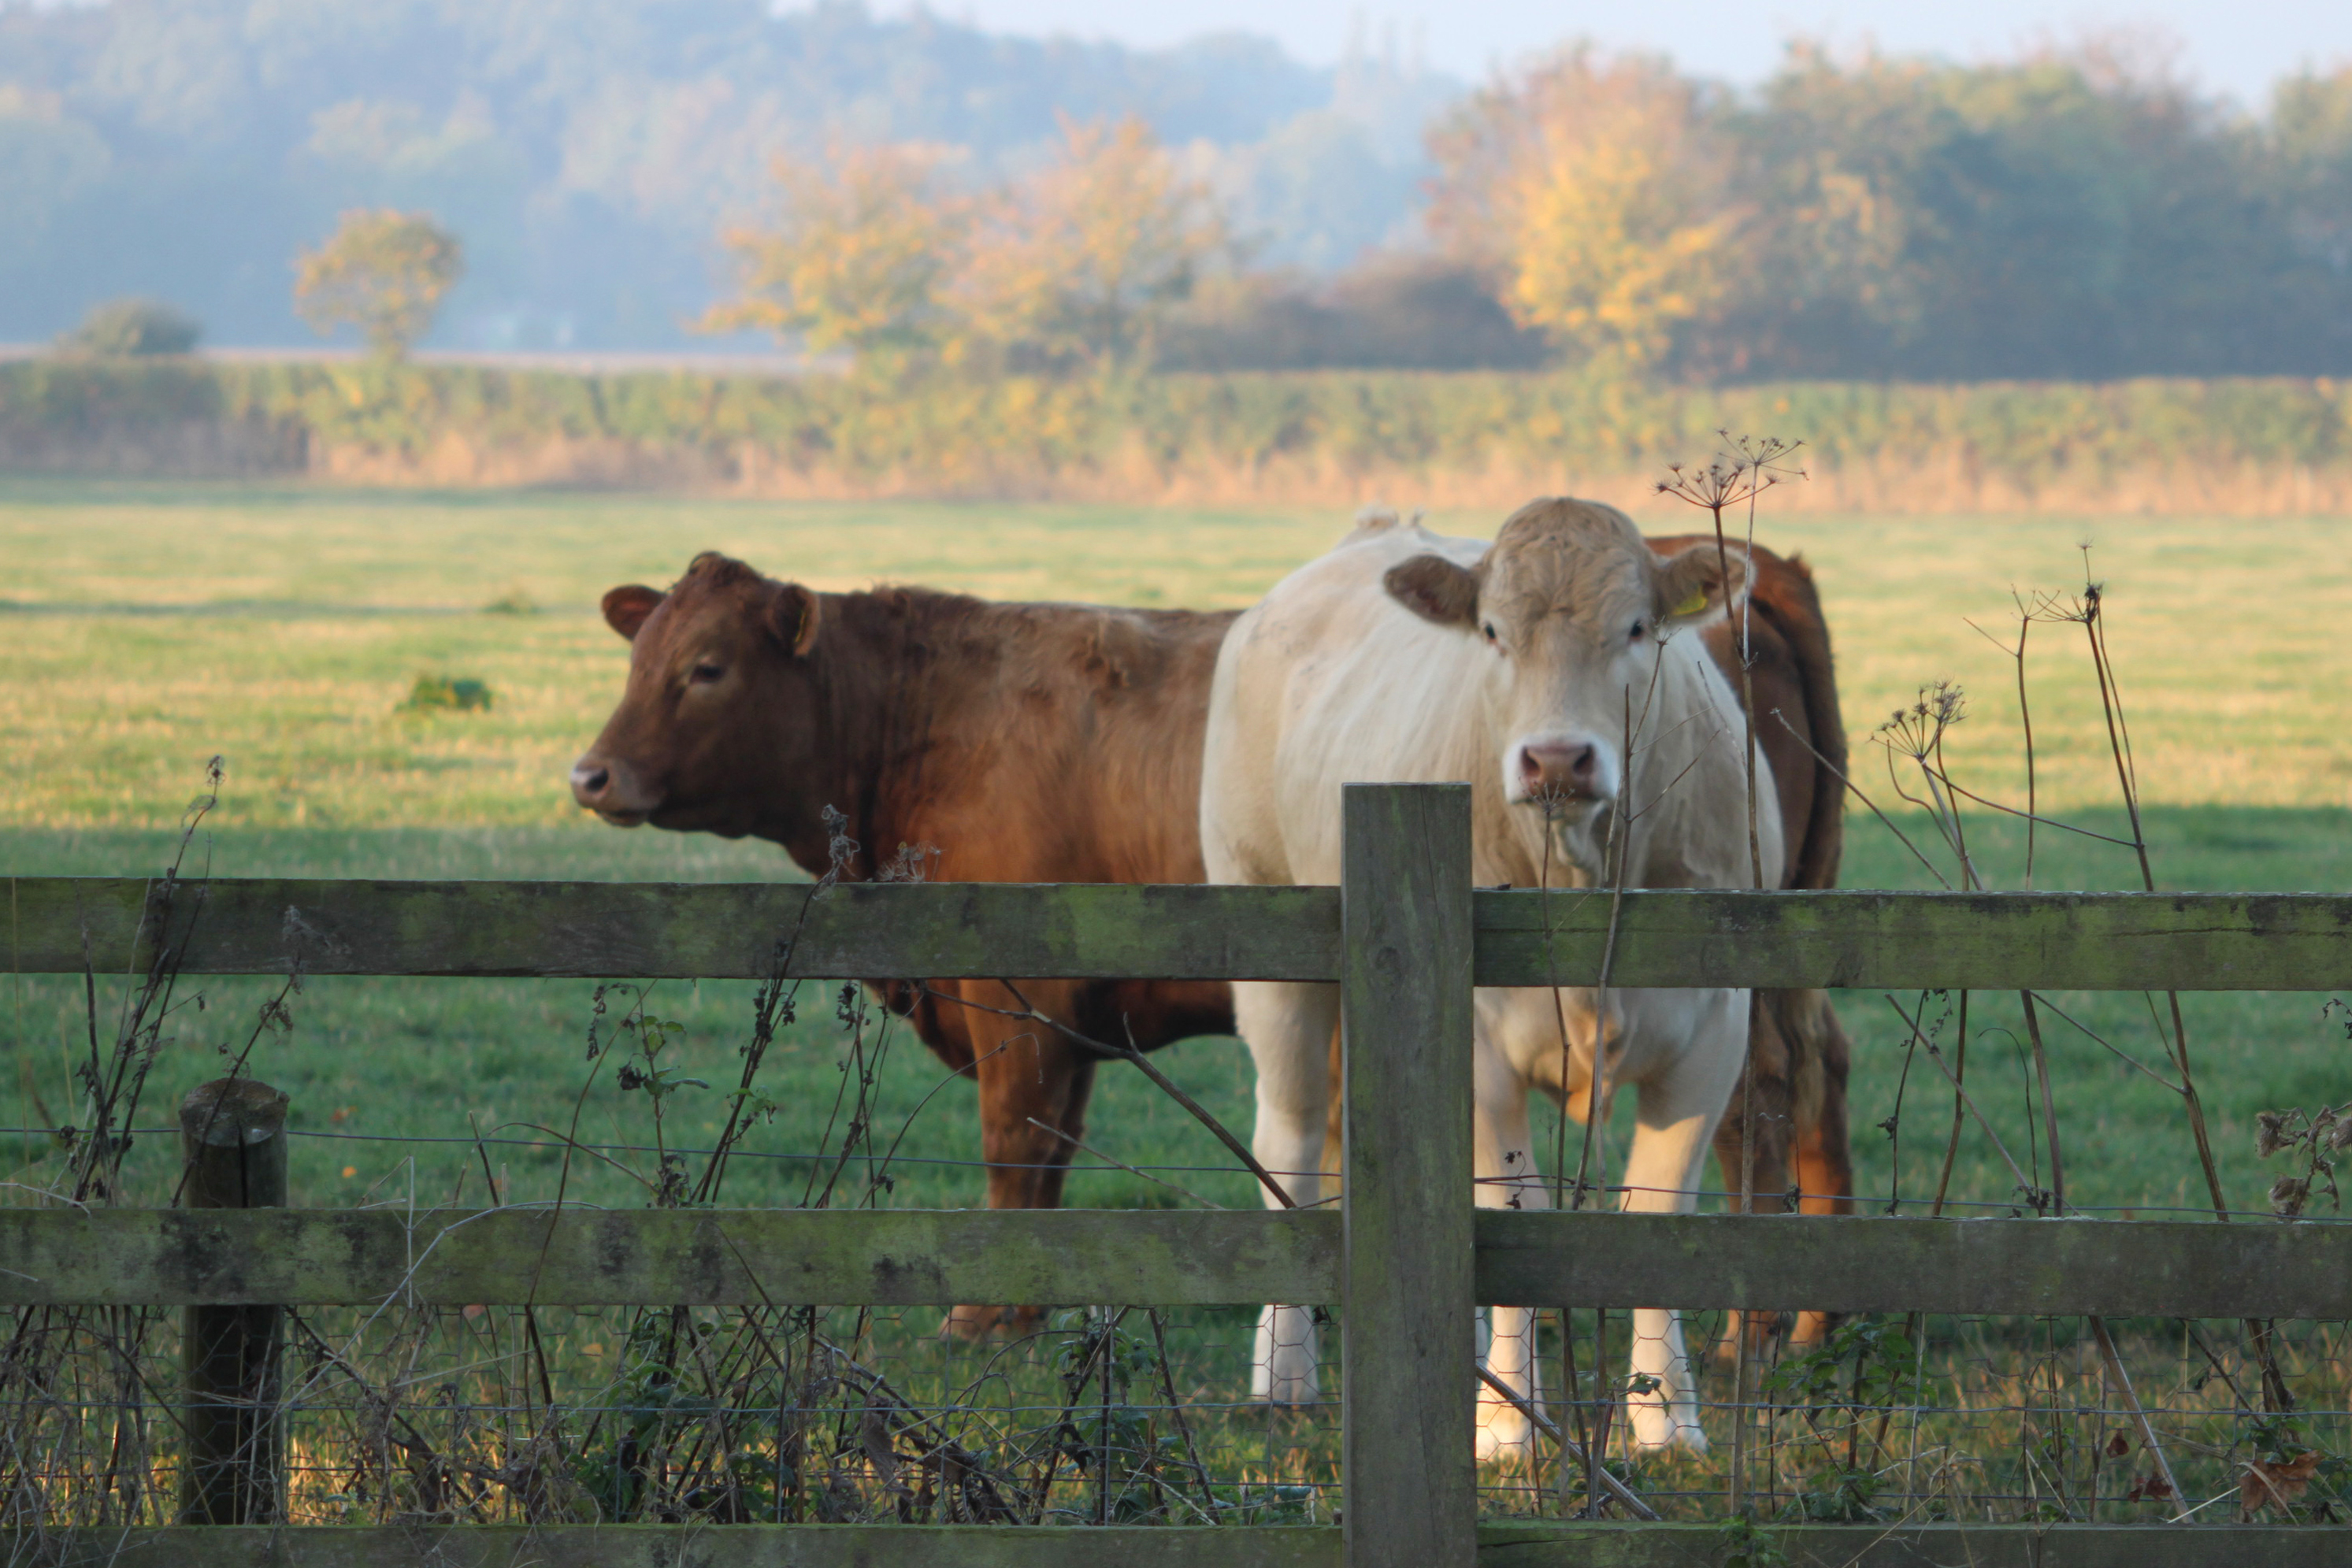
[1518,740,1600,798]
[570,761,611,804]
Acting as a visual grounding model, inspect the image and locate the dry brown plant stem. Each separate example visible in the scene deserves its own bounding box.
[2061,575,2291,1412]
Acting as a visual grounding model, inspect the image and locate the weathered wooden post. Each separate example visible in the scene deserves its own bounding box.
[178,1076,288,1525]
[1341,784,1476,1566]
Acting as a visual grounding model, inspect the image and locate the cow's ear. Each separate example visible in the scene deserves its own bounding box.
[1652,542,1746,630]
[1383,554,1480,629]
[767,583,822,657]
[603,585,664,641]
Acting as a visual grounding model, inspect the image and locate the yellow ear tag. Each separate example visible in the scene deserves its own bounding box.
[1670,589,1709,618]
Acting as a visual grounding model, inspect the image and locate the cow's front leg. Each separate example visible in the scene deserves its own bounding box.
[1474,1035,1544,1465]
[1235,979,1338,1407]
[944,993,1095,1339]
[1618,992,1746,1452]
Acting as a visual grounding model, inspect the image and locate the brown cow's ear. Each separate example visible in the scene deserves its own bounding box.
[1652,542,1746,630]
[768,583,822,657]
[602,585,664,641]
[1383,554,1481,629]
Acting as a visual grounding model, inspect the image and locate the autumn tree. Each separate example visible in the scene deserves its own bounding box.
[1429,50,1731,373]
[702,143,967,376]
[955,116,1223,373]
[293,209,465,358]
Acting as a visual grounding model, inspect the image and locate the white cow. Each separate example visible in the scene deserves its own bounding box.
[1200,499,1782,1459]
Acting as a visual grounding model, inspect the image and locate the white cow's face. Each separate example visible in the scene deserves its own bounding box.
[1384,498,1745,833]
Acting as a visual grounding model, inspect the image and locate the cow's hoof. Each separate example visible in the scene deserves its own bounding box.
[1627,1418,1709,1456]
[1475,1419,1536,1467]
[1254,1377,1320,1410]
[1709,1309,1783,1367]
[940,1303,1041,1340]
[1787,1310,1835,1348]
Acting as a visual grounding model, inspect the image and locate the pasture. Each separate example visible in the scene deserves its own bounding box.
[5,477,2352,1534]
[2,477,2349,1225]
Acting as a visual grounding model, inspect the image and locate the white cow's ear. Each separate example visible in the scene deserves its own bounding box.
[603,585,665,641]
[1652,543,1745,630]
[1384,554,1480,629]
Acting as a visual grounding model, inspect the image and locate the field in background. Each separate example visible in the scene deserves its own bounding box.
[4,479,2350,828]
[3,478,2349,1237]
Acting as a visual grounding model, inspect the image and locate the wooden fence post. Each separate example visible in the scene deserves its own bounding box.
[1341,784,1476,1566]
[178,1076,288,1525]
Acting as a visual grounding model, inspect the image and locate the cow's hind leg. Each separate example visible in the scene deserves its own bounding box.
[1710,991,1795,1365]
[1785,988,1856,1347]
[1235,979,1339,1407]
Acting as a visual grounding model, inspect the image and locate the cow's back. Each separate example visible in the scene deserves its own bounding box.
[1203,521,1498,888]
[870,592,1240,888]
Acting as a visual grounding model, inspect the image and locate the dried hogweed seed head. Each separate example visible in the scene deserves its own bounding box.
[2332,1114,2352,1151]
[2257,1110,2291,1157]
[2269,1174,2310,1217]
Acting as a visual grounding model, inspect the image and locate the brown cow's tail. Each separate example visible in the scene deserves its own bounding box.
[1712,985,1857,1362]
[1776,987,1854,1218]
[1750,551,1848,892]
[1735,552,1857,1352]
[1746,554,1855,1217]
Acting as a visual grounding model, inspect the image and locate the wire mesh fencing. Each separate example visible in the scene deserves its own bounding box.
[0,1295,1341,1532]
[1471,1305,2351,1526]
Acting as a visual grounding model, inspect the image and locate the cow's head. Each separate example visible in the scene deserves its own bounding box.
[1382,497,1745,826]
[569,552,825,843]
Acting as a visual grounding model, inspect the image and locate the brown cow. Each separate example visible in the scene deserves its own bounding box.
[568,554,1234,1321]
[1654,532,1856,1351]
[569,543,1852,1336]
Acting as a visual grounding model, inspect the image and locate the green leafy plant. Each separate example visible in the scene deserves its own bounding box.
[1762,1316,1920,1412]
[398,675,494,712]
[57,298,201,357]
[1785,1465,1883,1523]
[1716,1514,1789,1567]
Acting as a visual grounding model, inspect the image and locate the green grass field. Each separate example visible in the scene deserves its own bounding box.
[3,479,2349,1233]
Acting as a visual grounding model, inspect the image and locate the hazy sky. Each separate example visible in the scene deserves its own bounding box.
[938,0,2352,106]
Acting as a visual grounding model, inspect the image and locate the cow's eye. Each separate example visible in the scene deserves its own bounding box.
[1628,619,1646,640]
[688,662,724,684]
[1482,622,1498,642]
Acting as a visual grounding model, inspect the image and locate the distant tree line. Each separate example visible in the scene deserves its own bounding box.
[0,0,1424,353]
[6,0,2350,381]
[713,43,2352,383]
[1194,46,2352,380]
[1407,43,2352,380]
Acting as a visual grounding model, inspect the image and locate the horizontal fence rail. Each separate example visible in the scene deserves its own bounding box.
[1474,887,2352,991]
[9,877,2352,988]
[1475,1211,2352,1318]
[7,1207,2346,1318]
[9,1523,2350,1568]
[0,877,1338,983]
[0,1207,1337,1308]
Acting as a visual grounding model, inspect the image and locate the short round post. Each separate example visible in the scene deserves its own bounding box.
[178,1076,289,1525]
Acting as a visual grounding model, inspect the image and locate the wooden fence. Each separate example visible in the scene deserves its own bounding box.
[6,782,2352,1566]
